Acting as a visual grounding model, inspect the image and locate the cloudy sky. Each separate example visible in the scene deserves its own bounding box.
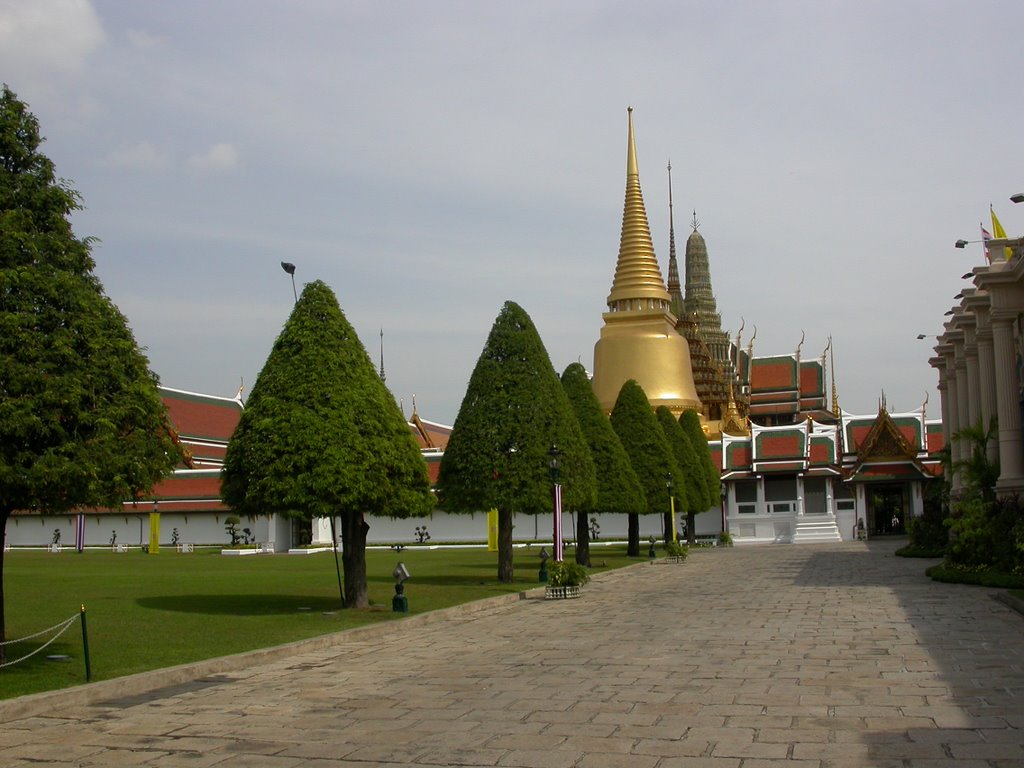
[3,0,1023,425]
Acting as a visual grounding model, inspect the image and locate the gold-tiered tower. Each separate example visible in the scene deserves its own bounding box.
[592,109,702,415]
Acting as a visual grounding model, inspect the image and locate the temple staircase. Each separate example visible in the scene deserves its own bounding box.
[792,515,843,543]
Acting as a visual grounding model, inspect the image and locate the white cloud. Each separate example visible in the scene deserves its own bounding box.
[103,140,170,171]
[125,28,163,51]
[0,0,104,87]
[187,142,239,172]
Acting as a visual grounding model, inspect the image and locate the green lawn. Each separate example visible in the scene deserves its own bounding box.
[1,543,637,699]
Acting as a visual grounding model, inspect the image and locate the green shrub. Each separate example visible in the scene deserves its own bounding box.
[926,562,1024,589]
[663,540,688,560]
[224,515,242,545]
[905,509,948,554]
[895,543,945,558]
[946,495,1024,574]
[718,530,734,547]
[548,560,590,587]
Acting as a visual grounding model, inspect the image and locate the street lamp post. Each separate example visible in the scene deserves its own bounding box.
[665,473,676,544]
[391,562,411,613]
[280,261,297,304]
[538,546,550,583]
[549,444,563,562]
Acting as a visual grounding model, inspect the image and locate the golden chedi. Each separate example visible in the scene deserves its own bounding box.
[592,108,702,415]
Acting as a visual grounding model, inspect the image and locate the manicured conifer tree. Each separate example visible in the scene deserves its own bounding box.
[222,280,433,608]
[561,362,645,566]
[610,380,680,556]
[655,406,695,541]
[681,409,720,543]
[439,302,595,582]
[0,86,180,658]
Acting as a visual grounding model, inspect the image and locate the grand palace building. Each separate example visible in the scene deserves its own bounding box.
[7,111,952,551]
[933,230,1024,499]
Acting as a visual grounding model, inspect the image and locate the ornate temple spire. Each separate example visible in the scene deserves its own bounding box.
[682,211,732,367]
[592,108,701,416]
[606,108,671,310]
[829,336,841,417]
[666,161,684,320]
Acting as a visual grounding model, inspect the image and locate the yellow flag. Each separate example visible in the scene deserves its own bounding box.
[486,509,498,551]
[149,511,160,554]
[991,205,1013,261]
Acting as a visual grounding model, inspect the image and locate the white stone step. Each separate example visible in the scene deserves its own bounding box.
[792,517,843,543]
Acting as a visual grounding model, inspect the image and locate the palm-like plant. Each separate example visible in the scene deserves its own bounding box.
[952,417,999,504]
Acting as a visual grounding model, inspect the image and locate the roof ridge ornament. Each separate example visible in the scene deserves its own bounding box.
[666,160,680,298]
[829,336,841,418]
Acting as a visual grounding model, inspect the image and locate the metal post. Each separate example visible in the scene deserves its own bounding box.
[329,516,344,609]
[549,445,562,561]
[80,605,92,682]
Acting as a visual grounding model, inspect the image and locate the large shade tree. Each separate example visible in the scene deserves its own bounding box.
[561,362,644,566]
[439,301,595,582]
[609,380,680,556]
[222,280,433,608]
[0,86,180,658]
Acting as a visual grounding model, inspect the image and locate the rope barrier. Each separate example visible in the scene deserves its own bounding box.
[0,613,79,669]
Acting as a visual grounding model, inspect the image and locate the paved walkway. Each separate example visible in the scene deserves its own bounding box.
[2,541,1023,767]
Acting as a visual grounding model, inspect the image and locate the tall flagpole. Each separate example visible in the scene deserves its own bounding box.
[549,445,563,562]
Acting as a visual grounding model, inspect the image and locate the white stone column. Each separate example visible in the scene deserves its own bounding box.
[943,349,962,493]
[953,344,970,441]
[930,347,952,466]
[969,296,998,451]
[963,319,982,432]
[756,476,766,514]
[909,481,923,519]
[978,354,998,464]
[825,477,835,517]
[991,313,1024,492]
[796,475,805,516]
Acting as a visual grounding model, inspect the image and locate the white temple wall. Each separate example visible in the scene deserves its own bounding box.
[4,512,268,550]
[5,509,693,549]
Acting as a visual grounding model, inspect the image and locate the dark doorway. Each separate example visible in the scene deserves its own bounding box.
[868,484,905,535]
[290,516,312,547]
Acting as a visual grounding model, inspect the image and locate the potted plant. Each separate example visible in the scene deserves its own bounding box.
[664,539,688,563]
[545,560,589,599]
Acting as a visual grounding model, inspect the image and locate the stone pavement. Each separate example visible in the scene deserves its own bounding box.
[2,540,1023,767]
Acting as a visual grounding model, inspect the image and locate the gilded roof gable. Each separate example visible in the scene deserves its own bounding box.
[856,409,919,463]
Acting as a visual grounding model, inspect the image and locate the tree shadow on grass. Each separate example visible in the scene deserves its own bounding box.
[136,594,345,616]
[366,572,538,589]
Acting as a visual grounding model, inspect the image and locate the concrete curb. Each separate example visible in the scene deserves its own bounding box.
[993,589,1024,618]
[0,562,645,723]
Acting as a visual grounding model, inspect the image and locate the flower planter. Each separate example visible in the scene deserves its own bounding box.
[544,585,581,600]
